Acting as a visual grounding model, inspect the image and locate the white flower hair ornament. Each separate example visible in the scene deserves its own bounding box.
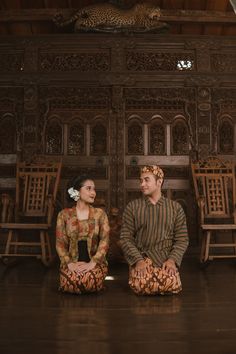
[68,187,80,201]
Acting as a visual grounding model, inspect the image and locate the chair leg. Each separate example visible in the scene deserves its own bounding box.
[40,231,53,266]
[233,231,236,255]
[204,231,211,262]
[200,230,207,262]
[5,230,13,255]
[40,231,47,265]
[200,230,211,263]
[14,232,19,254]
[45,232,52,261]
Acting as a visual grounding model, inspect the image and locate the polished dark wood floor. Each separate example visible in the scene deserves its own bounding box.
[1,257,236,354]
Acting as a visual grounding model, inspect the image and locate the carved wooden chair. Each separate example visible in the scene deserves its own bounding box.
[0,159,62,266]
[191,157,236,263]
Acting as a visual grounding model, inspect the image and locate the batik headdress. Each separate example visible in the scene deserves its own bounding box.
[140,165,164,179]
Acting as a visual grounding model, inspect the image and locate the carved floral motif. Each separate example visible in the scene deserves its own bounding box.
[39,52,110,72]
[68,122,85,155]
[149,121,166,155]
[127,122,144,154]
[45,119,63,154]
[126,51,195,71]
[172,120,189,155]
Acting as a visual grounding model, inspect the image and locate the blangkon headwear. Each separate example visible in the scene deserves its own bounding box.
[140,165,164,179]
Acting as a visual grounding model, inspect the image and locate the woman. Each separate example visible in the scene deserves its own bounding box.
[56,175,110,294]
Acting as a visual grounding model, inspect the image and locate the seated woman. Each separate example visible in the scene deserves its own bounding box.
[56,175,110,294]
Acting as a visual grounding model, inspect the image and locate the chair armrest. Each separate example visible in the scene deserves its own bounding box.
[0,193,14,223]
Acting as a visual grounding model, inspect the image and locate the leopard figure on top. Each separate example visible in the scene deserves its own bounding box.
[54,2,168,33]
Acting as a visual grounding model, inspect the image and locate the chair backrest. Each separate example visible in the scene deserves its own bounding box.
[15,160,62,220]
[191,157,236,221]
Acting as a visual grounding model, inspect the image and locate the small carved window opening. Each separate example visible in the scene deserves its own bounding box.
[149,120,166,155]
[171,119,189,155]
[68,120,85,155]
[218,118,234,155]
[0,114,16,154]
[45,119,63,155]
[90,122,107,155]
[127,121,144,155]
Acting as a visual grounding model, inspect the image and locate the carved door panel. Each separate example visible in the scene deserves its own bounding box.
[43,111,111,212]
[38,86,112,213]
[123,117,197,245]
[119,88,198,246]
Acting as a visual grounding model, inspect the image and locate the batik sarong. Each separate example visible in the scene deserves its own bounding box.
[59,263,108,294]
[129,258,182,295]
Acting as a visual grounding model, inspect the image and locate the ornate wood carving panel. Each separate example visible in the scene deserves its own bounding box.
[196,87,212,158]
[126,51,195,71]
[39,51,110,72]
[1,34,236,251]
[39,86,111,111]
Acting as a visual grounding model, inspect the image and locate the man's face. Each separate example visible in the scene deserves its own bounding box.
[140,172,162,196]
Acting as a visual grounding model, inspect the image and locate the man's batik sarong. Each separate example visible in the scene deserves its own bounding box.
[129,258,182,295]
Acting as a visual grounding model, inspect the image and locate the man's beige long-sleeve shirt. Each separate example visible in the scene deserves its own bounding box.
[120,196,189,267]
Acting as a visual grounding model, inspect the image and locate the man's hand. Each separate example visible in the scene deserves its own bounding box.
[162,258,177,276]
[68,261,96,274]
[132,259,148,278]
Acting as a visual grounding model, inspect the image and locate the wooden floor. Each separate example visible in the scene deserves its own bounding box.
[1,257,236,354]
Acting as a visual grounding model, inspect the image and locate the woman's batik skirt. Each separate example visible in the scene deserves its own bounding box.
[59,263,108,294]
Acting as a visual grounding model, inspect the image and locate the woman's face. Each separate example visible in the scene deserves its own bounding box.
[79,179,96,204]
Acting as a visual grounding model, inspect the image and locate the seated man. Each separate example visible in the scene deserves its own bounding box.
[120,165,189,295]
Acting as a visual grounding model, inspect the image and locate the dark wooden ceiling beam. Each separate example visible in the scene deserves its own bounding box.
[161,9,236,23]
[0,9,236,24]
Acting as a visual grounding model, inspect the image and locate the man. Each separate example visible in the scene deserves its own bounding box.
[120,165,189,295]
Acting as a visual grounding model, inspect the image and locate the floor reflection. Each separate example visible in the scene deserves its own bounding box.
[1,258,236,354]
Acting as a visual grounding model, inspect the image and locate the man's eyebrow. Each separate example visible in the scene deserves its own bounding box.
[140,177,150,181]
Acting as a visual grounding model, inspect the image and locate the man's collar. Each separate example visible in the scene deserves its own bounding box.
[144,194,165,206]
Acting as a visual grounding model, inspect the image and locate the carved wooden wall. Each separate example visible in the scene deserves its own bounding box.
[1,34,236,248]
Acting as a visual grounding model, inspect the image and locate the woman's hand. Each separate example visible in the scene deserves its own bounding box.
[68,261,96,274]
[76,260,96,274]
[162,258,177,276]
[68,262,81,273]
